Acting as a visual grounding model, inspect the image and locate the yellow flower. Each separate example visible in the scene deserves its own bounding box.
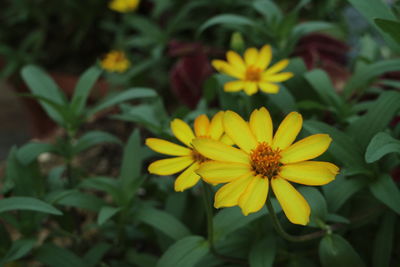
[109,0,140,13]
[146,112,231,192]
[100,50,130,73]
[193,107,339,225]
[212,45,293,95]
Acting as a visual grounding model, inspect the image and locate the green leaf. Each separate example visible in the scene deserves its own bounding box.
[319,234,365,267]
[157,236,209,267]
[1,238,36,264]
[54,191,106,212]
[252,0,282,21]
[78,177,121,204]
[249,236,276,267]
[86,88,157,116]
[137,206,190,241]
[35,244,86,267]
[21,65,67,124]
[198,14,256,35]
[365,132,400,163]
[97,206,122,225]
[372,212,396,267]
[17,142,57,165]
[70,66,102,115]
[0,197,62,215]
[267,85,297,113]
[72,131,122,154]
[83,242,111,267]
[293,22,334,37]
[375,18,400,45]
[126,250,158,267]
[298,187,327,226]
[348,91,400,150]
[369,174,400,214]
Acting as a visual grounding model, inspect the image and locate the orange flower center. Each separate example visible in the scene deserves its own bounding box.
[245,66,262,81]
[250,142,281,179]
[192,149,208,164]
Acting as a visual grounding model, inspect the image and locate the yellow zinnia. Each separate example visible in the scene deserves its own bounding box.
[212,45,293,95]
[193,107,339,225]
[146,112,230,192]
[109,0,140,13]
[100,50,130,73]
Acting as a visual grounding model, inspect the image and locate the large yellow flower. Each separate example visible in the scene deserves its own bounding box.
[146,112,230,192]
[109,0,140,13]
[193,107,339,225]
[100,50,130,73]
[212,45,293,96]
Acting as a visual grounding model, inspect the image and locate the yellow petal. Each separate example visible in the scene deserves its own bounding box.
[249,107,273,144]
[212,60,244,79]
[272,112,303,150]
[224,80,245,92]
[271,177,310,225]
[280,134,332,164]
[258,82,279,94]
[226,51,246,71]
[244,82,258,95]
[192,138,249,164]
[238,176,269,215]
[263,72,294,82]
[145,138,191,156]
[171,119,195,147]
[214,173,254,208]
[209,111,225,140]
[194,114,210,137]
[223,110,257,153]
[220,134,234,145]
[174,162,201,192]
[244,48,258,66]
[279,161,339,186]
[264,59,290,75]
[255,45,272,70]
[197,161,251,184]
[148,156,193,175]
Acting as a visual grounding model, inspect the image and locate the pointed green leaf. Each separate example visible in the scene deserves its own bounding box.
[97,206,122,225]
[17,142,57,165]
[35,244,86,267]
[0,197,62,215]
[1,239,36,264]
[369,174,400,214]
[249,236,276,267]
[73,131,122,154]
[372,212,396,267]
[83,242,111,267]
[198,14,256,35]
[365,132,400,163]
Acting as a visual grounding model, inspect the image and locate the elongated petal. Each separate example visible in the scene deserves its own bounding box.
[271,177,310,225]
[255,45,272,70]
[212,60,244,79]
[249,107,273,144]
[146,138,191,156]
[258,82,279,94]
[194,114,210,137]
[192,138,249,164]
[279,161,339,185]
[263,72,293,82]
[272,112,303,150]
[244,48,258,66]
[171,119,195,147]
[244,82,258,95]
[197,161,251,184]
[209,111,224,140]
[223,111,257,153]
[264,59,289,75]
[148,156,193,175]
[174,162,200,192]
[214,173,254,208]
[224,80,245,92]
[238,176,269,215]
[227,51,246,71]
[220,134,234,145]
[280,134,332,164]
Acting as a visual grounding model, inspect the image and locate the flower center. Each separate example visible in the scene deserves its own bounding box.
[245,66,262,81]
[250,142,281,179]
[192,149,208,164]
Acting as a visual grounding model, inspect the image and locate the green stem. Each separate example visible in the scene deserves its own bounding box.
[201,182,247,265]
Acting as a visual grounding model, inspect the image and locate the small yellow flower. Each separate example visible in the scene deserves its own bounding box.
[146,112,231,192]
[212,45,293,95]
[100,50,130,73]
[193,107,339,225]
[109,0,140,13]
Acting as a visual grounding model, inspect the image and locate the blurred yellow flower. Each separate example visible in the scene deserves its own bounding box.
[193,107,338,225]
[109,0,140,13]
[146,112,231,192]
[212,45,293,95]
[100,50,130,73]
